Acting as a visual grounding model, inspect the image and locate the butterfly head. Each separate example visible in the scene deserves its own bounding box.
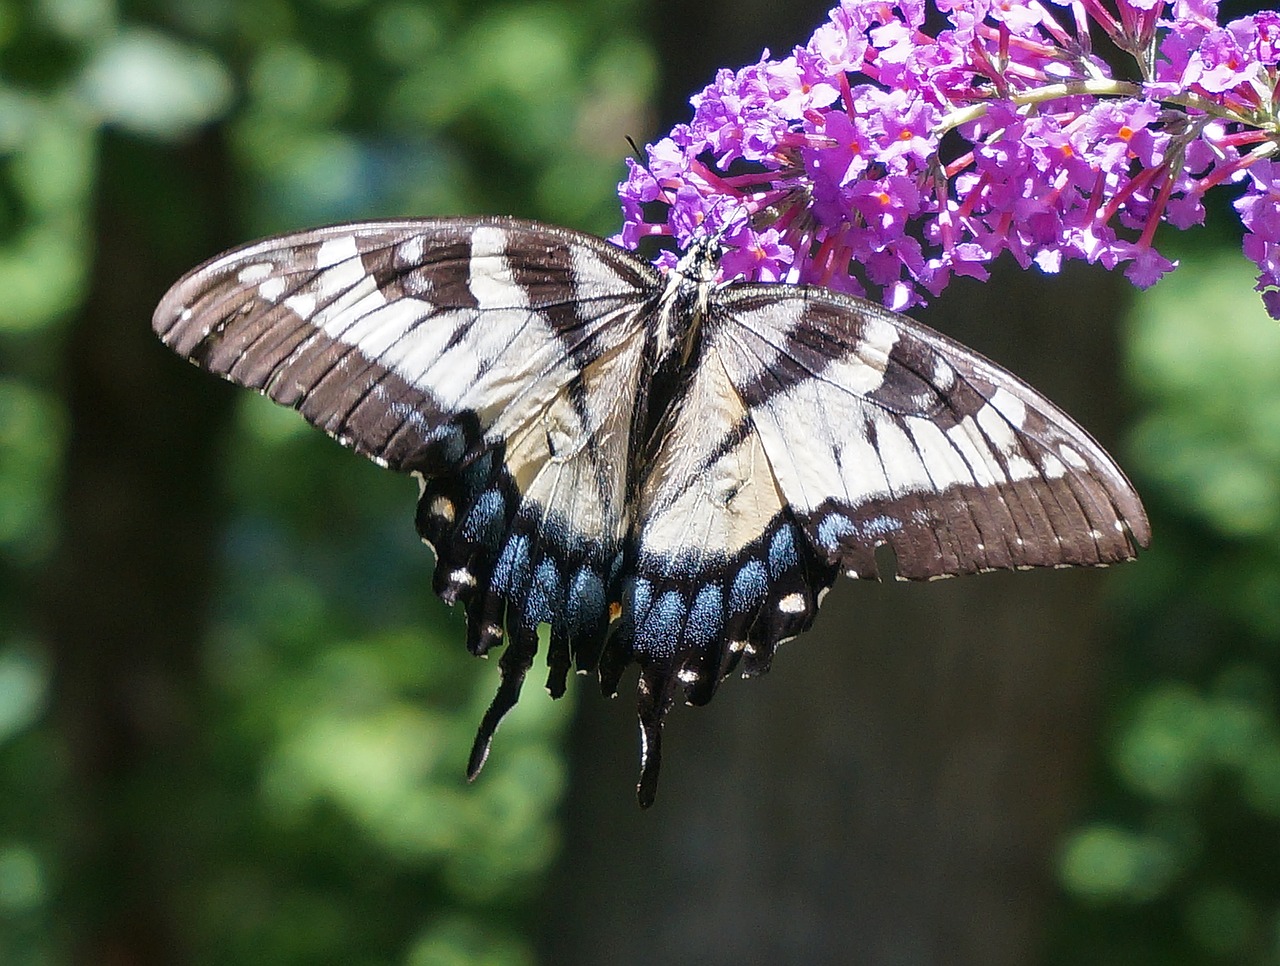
[667,201,760,288]
[670,233,725,286]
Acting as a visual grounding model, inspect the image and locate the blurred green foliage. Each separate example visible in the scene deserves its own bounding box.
[1053,250,1280,965]
[0,379,62,562]
[0,0,653,963]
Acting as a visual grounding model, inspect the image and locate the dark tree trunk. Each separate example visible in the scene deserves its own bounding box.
[540,2,1135,962]
[41,128,238,966]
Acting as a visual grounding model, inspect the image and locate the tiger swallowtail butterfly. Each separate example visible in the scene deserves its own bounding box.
[153,217,1150,807]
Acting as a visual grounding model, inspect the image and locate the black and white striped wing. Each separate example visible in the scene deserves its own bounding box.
[153,217,659,773]
[710,285,1151,581]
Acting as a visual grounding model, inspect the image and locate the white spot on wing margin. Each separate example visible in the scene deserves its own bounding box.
[778,592,806,614]
[238,262,273,283]
[258,277,287,302]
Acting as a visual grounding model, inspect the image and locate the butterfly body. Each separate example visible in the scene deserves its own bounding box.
[154,217,1149,806]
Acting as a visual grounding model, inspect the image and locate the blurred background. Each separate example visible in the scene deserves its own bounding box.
[1,0,1278,963]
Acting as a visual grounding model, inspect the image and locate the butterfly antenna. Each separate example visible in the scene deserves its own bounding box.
[708,199,752,245]
[625,135,681,210]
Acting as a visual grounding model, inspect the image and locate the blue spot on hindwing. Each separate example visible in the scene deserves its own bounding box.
[492,532,531,596]
[461,489,506,548]
[818,511,903,547]
[638,590,685,659]
[862,515,904,538]
[629,576,653,626]
[524,557,563,626]
[730,559,768,614]
[685,583,724,648]
[817,513,856,551]
[566,566,606,637]
[768,525,798,578]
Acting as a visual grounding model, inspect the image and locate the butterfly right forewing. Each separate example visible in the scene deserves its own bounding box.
[711,284,1151,582]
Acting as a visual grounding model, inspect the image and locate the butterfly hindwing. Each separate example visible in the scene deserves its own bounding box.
[711,285,1151,581]
[601,350,837,805]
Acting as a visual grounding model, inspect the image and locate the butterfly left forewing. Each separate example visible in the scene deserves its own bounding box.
[154,218,655,470]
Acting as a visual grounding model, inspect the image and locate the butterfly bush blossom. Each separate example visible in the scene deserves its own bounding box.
[616,0,1280,317]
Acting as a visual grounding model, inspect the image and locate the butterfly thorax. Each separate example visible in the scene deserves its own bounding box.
[626,237,725,486]
[653,237,721,368]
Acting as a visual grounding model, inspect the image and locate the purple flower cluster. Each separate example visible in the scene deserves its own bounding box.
[617,0,1280,316]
